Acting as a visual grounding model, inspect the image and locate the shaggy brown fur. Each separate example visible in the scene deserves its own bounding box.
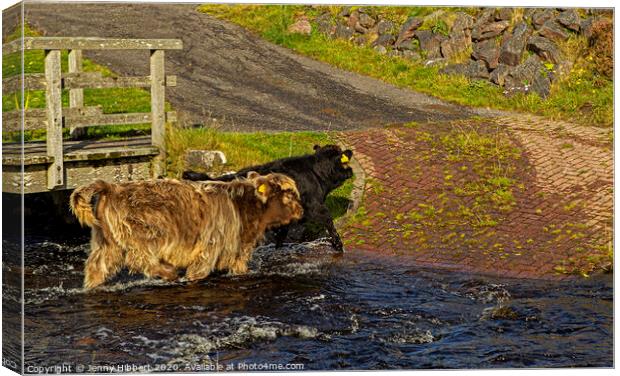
[70,172,303,289]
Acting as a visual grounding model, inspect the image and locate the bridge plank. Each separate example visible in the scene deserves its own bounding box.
[2,74,46,93]
[2,107,103,132]
[68,49,87,139]
[3,37,183,55]
[45,49,64,189]
[2,136,157,166]
[63,72,150,89]
[2,109,48,131]
[64,112,151,127]
[3,73,178,93]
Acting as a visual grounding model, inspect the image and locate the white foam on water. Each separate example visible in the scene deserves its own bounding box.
[384,329,435,344]
[127,315,322,365]
[25,277,181,304]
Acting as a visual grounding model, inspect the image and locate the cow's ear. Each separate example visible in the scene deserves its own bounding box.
[344,149,353,158]
[255,180,270,203]
[313,145,321,152]
[249,173,270,203]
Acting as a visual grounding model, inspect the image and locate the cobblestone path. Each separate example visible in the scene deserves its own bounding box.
[338,115,612,279]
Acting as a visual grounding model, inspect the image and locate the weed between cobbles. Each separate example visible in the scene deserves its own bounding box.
[341,120,611,277]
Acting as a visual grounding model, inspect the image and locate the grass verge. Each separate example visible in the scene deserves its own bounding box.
[166,125,354,219]
[198,4,612,127]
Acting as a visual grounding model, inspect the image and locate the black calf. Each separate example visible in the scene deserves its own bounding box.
[182,144,354,252]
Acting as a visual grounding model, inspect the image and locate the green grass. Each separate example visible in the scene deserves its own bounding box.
[198,4,613,127]
[2,24,164,142]
[166,125,354,219]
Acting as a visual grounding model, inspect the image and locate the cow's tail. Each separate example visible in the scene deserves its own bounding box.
[69,180,111,228]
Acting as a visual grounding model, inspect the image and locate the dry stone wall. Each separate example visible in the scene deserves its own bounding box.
[312,7,612,98]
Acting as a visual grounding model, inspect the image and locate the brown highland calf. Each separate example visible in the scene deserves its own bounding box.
[70,172,303,289]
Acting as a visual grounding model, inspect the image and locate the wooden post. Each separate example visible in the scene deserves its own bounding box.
[68,49,86,139]
[150,49,166,177]
[44,49,64,189]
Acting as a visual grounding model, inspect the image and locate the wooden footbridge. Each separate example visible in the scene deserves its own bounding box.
[2,37,182,193]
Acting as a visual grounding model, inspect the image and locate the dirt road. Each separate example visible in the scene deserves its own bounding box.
[14,3,474,131]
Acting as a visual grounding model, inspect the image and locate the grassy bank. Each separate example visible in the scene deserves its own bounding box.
[166,125,354,219]
[198,4,612,127]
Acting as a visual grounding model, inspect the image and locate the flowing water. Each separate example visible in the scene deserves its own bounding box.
[3,237,613,371]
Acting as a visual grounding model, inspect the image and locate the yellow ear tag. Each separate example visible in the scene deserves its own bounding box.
[258,184,267,194]
[341,154,350,164]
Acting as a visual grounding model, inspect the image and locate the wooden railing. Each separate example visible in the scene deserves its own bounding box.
[2,37,183,189]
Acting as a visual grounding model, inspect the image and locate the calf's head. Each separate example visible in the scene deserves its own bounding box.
[313,144,354,190]
[248,172,304,228]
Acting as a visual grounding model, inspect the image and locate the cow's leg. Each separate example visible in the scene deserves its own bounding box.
[124,245,175,281]
[229,247,253,275]
[307,203,344,252]
[273,225,289,248]
[185,255,218,282]
[151,260,179,281]
[83,233,123,289]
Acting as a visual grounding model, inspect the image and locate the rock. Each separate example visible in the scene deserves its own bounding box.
[354,22,368,34]
[531,9,555,30]
[495,8,513,21]
[395,16,423,46]
[441,60,490,80]
[402,50,422,60]
[396,38,419,51]
[185,150,227,171]
[334,23,354,40]
[358,13,376,29]
[538,20,569,42]
[374,45,387,54]
[587,16,612,79]
[353,35,366,45]
[473,39,500,69]
[476,8,496,25]
[316,13,335,36]
[339,6,351,18]
[557,9,581,31]
[415,30,446,59]
[347,10,359,29]
[527,35,563,64]
[489,64,513,86]
[372,33,396,47]
[581,16,609,39]
[499,22,531,66]
[452,12,475,34]
[472,20,510,41]
[504,55,551,98]
[441,36,471,59]
[524,8,537,19]
[288,19,312,35]
[439,12,474,58]
[376,20,395,35]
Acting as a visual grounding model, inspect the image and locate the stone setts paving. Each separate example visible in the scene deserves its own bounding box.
[337,115,612,279]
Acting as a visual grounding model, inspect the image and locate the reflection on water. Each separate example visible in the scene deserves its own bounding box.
[3,238,613,371]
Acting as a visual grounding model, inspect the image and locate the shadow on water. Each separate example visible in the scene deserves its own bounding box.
[3,232,612,371]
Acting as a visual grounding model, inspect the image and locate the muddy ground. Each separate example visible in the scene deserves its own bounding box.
[5,3,477,131]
